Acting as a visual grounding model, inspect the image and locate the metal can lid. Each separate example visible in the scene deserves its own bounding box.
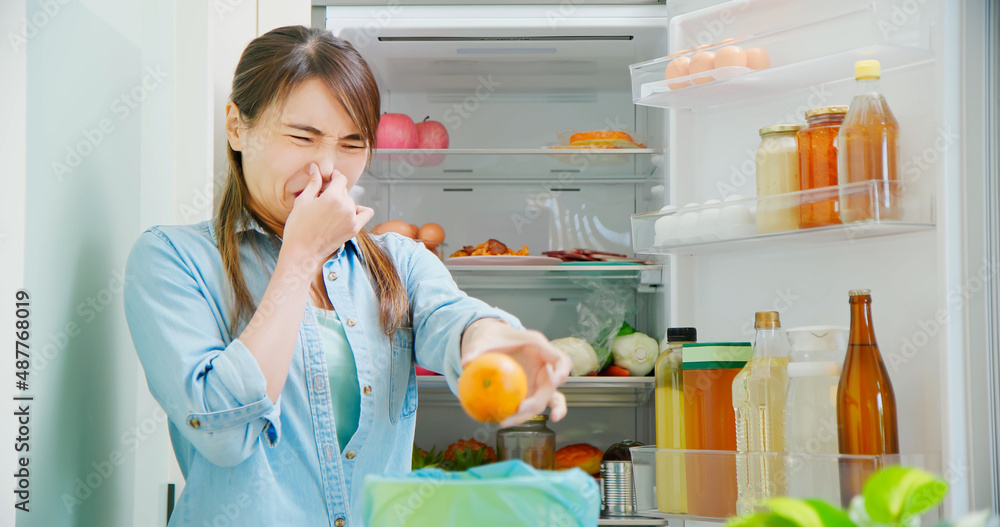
[805,105,849,119]
[528,414,548,422]
[759,124,804,136]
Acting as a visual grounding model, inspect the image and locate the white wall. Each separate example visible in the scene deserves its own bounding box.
[5,1,308,526]
[1,1,28,526]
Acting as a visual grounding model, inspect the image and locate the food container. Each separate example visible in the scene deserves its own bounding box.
[600,440,644,516]
[496,414,555,470]
[798,106,848,228]
[756,124,804,234]
[682,342,752,518]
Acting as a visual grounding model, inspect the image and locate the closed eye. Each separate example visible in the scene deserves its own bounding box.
[289,135,313,144]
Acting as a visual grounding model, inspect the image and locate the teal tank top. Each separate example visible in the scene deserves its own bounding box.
[314,308,361,451]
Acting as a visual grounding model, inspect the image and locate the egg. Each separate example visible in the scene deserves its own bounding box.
[689,52,716,84]
[664,56,692,90]
[746,48,770,70]
[374,220,415,238]
[417,223,446,246]
[695,43,712,51]
[654,215,678,246]
[719,201,755,239]
[678,212,700,243]
[714,46,747,68]
[665,49,690,59]
[697,208,722,241]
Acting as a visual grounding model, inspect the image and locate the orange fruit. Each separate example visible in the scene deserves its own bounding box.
[458,353,528,423]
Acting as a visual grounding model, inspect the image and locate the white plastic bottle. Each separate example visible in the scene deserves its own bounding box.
[785,326,847,504]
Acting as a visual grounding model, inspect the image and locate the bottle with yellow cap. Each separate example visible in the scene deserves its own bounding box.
[733,311,791,515]
[838,59,901,223]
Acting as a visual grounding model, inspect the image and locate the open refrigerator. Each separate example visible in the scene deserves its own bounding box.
[318,0,994,524]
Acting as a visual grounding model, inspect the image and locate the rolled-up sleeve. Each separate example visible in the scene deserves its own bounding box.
[123,230,281,467]
[400,237,522,395]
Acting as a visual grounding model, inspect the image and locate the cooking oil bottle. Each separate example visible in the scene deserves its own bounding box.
[734,311,790,515]
[838,59,901,223]
[654,327,696,514]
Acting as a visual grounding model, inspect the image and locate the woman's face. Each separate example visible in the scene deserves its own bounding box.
[225,77,369,233]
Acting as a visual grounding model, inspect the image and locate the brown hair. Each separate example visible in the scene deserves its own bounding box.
[217,25,408,336]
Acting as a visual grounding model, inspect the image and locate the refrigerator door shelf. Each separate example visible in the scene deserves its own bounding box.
[631,181,935,256]
[630,1,933,110]
[629,446,943,523]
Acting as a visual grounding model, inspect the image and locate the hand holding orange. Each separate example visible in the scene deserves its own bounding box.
[457,353,528,423]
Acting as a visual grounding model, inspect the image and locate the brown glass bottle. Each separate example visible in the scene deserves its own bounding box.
[836,289,899,503]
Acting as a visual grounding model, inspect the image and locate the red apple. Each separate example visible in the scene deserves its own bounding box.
[376,113,418,149]
[412,116,449,166]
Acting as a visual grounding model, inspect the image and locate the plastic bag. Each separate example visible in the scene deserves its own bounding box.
[362,460,600,527]
[572,278,640,367]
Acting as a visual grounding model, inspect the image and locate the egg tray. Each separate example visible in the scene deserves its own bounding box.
[629,181,935,254]
[639,66,752,97]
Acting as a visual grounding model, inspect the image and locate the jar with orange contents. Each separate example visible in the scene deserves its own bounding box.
[797,106,848,228]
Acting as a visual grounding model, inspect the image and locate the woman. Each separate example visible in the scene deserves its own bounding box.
[124,26,572,526]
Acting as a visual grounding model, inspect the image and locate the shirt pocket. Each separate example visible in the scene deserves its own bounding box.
[389,326,417,424]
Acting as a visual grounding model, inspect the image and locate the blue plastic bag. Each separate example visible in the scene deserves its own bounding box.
[362,460,600,527]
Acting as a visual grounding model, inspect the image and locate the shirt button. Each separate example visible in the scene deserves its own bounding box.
[328,271,338,281]
[324,444,333,461]
[363,385,372,396]
[188,418,201,429]
[345,450,356,460]
[335,519,346,527]
[313,375,324,393]
[346,318,357,327]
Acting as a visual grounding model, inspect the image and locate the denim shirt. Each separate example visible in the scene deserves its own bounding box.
[123,217,521,527]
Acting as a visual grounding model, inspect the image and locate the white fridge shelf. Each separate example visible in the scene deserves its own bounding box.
[376,148,659,156]
[417,376,654,407]
[368,148,662,182]
[629,1,933,110]
[447,263,664,290]
[631,181,935,256]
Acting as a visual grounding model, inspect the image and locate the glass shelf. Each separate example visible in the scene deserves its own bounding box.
[598,517,666,526]
[376,148,660,156]
[629,1,933,110]
[628,447,941,523]
[368,148,662,182]
[447,263,664,290]
[417,376,654,407]
[631,181,935,256]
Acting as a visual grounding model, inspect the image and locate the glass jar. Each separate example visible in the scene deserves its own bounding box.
[755,124,804,234]
[496,415,555,470]
[797,106,848,228]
